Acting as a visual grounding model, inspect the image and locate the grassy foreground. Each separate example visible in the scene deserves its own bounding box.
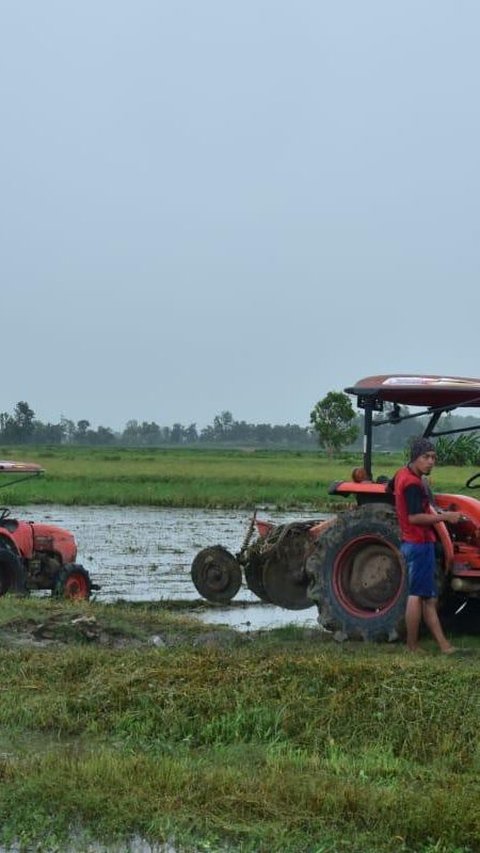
[0,446,477,509]
[0,596,478,852]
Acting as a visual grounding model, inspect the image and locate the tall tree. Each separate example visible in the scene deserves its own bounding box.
[76,420,90,443]
[13,401,35,443]
[60,418,76,444]
[310,392,358,455]
[213,411,234,440]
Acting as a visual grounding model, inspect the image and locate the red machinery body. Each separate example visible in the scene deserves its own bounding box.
[330,481,480,573]
[0,519,78,564]
[0,461,95,599]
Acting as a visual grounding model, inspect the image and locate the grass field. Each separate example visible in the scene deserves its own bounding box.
[0,445,477,508]
[0,596,477,852]
[1,447,479,850]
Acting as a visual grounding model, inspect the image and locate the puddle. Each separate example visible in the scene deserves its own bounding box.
[9,505,327,631]
[192,602,318,631]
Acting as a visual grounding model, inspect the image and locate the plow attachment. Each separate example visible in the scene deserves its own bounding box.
[190,515,334,610]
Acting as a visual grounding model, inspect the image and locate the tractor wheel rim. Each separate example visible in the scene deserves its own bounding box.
[333,535,404,617]
[64,574,89,599]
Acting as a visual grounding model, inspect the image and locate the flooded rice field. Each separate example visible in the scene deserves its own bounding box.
[11,505,328,631]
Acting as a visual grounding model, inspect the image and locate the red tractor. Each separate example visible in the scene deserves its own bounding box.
[191,374,480,640]
[0,460,97,600]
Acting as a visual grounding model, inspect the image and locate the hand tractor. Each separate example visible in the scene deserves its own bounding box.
[191,374,480,640]
[0,460,98,599]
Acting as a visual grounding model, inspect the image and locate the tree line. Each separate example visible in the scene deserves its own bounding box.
[0,403,316,448]
[2,397,478,452]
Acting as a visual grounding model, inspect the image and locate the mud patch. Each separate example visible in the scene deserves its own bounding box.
[0,605,249,651]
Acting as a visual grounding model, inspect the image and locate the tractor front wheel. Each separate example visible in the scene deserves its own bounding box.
[54,565,92,600]
[306,505,407,641]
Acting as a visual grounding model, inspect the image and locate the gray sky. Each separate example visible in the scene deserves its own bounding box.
[2,1,479,430]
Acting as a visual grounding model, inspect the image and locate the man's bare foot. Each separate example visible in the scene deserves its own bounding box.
[441,646,459,655]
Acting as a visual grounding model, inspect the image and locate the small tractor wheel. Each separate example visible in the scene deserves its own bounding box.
[191,546,242,603]
[244,559,271,602]
[250,523,314,611]
[0,548,26,595]
[54,565,92,601]
[306,504,407,641]
[262,550,312,610]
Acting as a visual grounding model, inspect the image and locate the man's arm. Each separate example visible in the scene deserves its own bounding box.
[408,511,462,526]
[404,484,462,526]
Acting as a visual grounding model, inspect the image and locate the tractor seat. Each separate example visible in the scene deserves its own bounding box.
[0,519,18,532]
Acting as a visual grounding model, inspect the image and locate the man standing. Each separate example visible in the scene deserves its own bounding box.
[394,437,462,654]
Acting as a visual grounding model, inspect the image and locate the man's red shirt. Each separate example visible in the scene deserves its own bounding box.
[394,465,436,544]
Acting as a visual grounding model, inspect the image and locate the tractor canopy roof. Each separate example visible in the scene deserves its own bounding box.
[0,461,44,489]
[345,374,480,410]
[344,374,480,480]
[0,461,44,474]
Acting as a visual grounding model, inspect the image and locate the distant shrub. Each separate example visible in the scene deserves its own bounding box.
[434,433,480,466]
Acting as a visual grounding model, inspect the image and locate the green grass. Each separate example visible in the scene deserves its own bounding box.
[0,445,477,508]
[0,596,478,851]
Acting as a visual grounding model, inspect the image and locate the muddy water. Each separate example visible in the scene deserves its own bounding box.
[11,505,329,631]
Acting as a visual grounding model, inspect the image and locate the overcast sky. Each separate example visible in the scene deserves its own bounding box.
[1,1,479,430]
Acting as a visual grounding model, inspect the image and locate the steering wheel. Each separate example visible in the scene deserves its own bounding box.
[0,507,10,524]
[465,472,480,489]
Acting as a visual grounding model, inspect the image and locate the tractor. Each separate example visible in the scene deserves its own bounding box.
[0,460,98,599]
[191,374,480,640]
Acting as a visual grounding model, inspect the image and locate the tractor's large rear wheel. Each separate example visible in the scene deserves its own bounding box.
[306,505,407,641]
[0,549,26,595]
